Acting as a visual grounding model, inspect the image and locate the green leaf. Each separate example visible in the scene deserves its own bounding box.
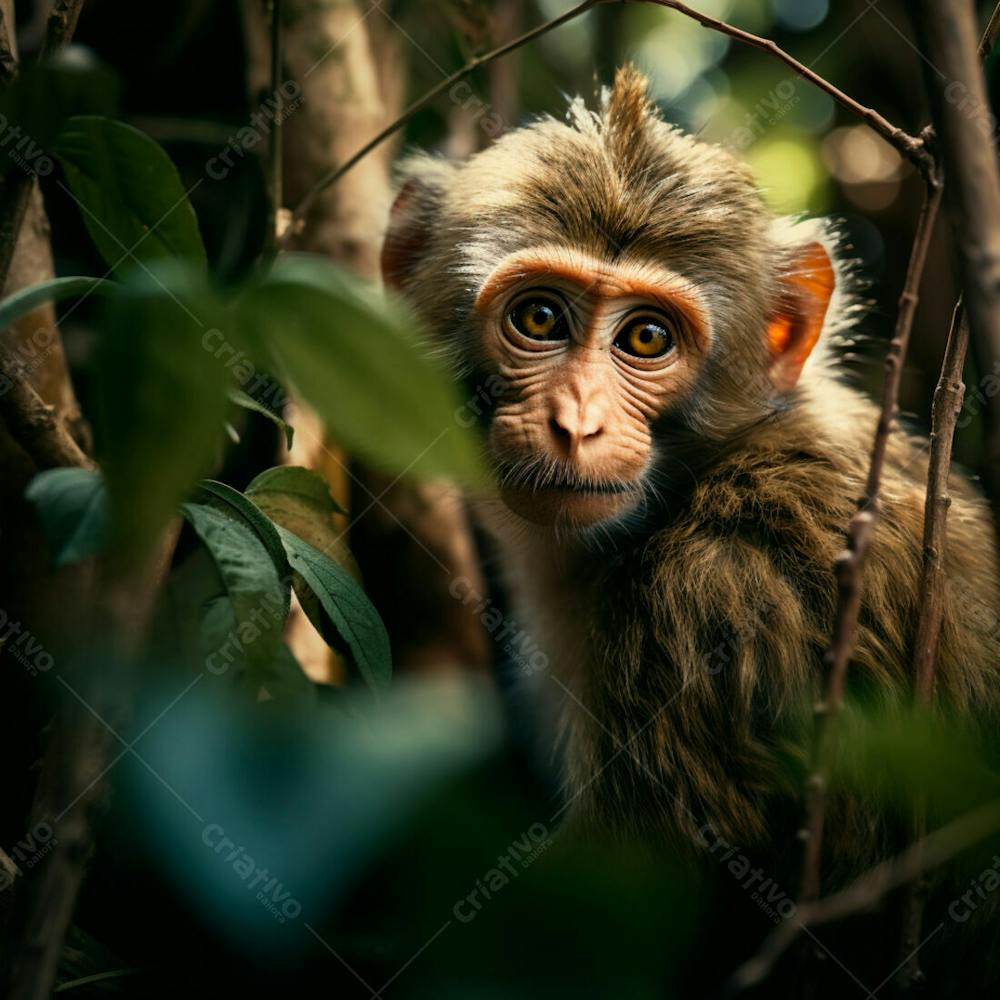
[95,264,227,560]
[0,276,115,331]
[228,387,294,449]
[193,479,291,622]
[181,502,290,693]
[276,525,391,693]
[24,467,108,567]
[247,466,353,572]
[238,255,484,483]
[247,465,346,515]
[53,116,207,275]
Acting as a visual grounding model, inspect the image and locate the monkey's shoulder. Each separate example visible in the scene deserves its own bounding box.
[646,442,858,574]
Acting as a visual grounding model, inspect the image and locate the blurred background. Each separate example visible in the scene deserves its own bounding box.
[3,1,1000,997]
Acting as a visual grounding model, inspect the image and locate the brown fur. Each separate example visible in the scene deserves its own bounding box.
[382,64,1000,897]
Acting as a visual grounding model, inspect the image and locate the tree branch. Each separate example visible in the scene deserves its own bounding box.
[723,798,1000,997]
[0,345,91,469]
[0,9,91,477]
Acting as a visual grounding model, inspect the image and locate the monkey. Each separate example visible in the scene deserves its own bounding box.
[381,65,1000,993]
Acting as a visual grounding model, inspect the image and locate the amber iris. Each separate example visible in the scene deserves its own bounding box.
[509,297,568,341]
[615,317,674,358]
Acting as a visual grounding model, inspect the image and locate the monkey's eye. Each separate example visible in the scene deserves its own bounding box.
[507,295,569,342]
[614,316,676,360]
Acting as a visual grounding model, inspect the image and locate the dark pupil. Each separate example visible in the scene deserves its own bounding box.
[517,301,560,338]
[638,326,655,343]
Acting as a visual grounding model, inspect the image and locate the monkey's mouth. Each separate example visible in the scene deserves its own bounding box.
[493,461,637,496]
[491,459,641,525]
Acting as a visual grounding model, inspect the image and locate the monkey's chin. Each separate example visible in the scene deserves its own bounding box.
[498,485,639,528]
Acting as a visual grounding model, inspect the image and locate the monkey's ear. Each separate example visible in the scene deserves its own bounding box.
[381,169,448,291]
[767,241,835,392]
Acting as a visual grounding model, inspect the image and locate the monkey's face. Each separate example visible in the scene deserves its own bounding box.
[475,245,707,528]
[381,68,838,534]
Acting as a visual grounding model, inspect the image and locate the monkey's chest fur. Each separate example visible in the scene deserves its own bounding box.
[486,428,1000,878]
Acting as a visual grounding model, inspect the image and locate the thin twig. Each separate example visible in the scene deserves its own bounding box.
[979,2,1000,59]
[281,0,930,245]
[798,175,943,906]
[723,798,1000,997]
[894,300,970,992]
[913,297,970,707]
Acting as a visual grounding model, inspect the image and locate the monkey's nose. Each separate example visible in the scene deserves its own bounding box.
[548,407,605,459]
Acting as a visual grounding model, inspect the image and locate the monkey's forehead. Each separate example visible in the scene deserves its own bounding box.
[441,116,772,283]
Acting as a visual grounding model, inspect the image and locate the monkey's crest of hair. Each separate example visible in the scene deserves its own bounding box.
[387,64,857,404]
[572,62,660,174]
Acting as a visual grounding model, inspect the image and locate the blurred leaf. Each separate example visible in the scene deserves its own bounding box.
[265,641,319,707]
[95,265,227,560]
[0,59,119,156]
[120,676,502,951]
[197,593,313,707]
[197,593,242,672]
[238,255,483,483]
[0,276,115,330]
[149,543,227,668]
[181,502,291,694]
[227,387,294,449]
[53,116,207,275]
[835,706,1000,825]
[276,525,391,693]
[24,467,108,567]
